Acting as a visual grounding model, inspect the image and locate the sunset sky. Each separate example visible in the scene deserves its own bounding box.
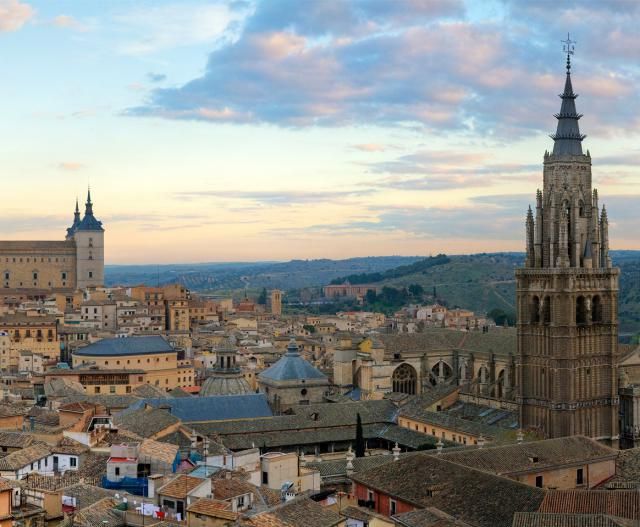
[1,0,640,264]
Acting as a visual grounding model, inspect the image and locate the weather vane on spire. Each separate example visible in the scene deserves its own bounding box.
[561,33,576,72]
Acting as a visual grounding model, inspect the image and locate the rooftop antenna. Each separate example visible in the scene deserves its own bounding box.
[561,32,576,72]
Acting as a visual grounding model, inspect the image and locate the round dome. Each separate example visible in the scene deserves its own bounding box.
[200,374,252,396]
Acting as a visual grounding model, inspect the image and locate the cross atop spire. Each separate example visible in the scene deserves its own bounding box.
[562,33,576,73]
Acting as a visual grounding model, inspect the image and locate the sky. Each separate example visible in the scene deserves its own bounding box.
[1,0,640,264]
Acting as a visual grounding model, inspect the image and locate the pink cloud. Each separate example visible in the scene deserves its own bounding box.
[353,143,386,152]
[51,14,87,32]
[58,162,84,171]
[0,0,34,32]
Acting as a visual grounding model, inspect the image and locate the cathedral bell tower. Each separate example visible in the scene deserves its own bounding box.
[516,36,619,443]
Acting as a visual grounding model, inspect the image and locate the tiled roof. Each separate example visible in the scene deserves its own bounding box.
[351,453,544,527]
[393,508,462,526]
[213,478,256,501]
[113,407,180,438]
[380,328,516,357]
[0,443,51,470]
[139,438,179,465]
[0,431,34,449]
[607,447,640,487]
[243,496,343,527]
[538,490,640,521]
[52,437,88,456]
[187,498,236,520]
[439,436,617,476]
[512,513,632,527]
[158,475,208,499]
[61,483,118,510]
[73,336,174,356]
[123,394,273,422]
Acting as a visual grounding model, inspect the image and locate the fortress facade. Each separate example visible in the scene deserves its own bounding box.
[0,190,104,292]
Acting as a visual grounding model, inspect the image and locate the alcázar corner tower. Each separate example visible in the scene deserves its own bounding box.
[516,39,619,445]
[0,189,104,292]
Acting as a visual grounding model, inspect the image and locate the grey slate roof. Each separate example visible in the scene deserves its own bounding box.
[123,394,273,422]
[74,335,174,356]
[259,339,327,382]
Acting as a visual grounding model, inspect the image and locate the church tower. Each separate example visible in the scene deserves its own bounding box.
[516,38,619,443]
[73,189,105,289]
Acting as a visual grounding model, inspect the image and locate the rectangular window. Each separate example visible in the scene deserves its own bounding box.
[115,467,120,476]
[70,457,77,468]
[89,271,93,278]
[262,471,269,485]
[535,475,543,488]
[576,468,584,485]
[33,272,38,280]
[390,499,397,516]
[110,386,116,394]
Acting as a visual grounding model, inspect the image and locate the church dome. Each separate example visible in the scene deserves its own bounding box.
[258,338,327,383]
[200,374,252,396]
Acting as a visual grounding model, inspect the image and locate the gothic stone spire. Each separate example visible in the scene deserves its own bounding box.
[550,34,585,156]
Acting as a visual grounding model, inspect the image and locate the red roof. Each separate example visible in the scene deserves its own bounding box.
[181,386,200,393]
[108,457,136,463]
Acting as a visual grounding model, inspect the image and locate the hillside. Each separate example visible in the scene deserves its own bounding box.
[104,256,423,291]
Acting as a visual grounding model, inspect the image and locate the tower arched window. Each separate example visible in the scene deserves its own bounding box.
[578,201,585,217]
[530,296,540,324]
[592,295,602,323]
[542,296,551,325]
[576,296,587,325]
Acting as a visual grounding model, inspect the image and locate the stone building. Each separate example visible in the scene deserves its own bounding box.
[258,337,329,412]
[333,330,517,403]
[516,51,619,442]
[0,190,104,292]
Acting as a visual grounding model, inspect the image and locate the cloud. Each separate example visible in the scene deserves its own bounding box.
[0,0,34,32]
[366,150,538,190]
[125,0,640,140]
[114,2,252,55]
[352,143,386,152]
[147,72,167,83]
[174,189,374,206]
[58,161,84,171]
[51,14,88,32]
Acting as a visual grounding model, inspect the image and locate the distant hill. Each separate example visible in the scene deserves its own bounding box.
[105,251,640,336]
[104,256,423,292]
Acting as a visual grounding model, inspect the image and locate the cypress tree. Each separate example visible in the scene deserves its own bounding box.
[355,413,365,457]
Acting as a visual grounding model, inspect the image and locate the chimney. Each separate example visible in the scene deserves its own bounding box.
[345,446,355,476]
[392,442,401,461]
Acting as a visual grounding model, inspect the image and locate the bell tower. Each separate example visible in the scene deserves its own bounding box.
[516,36,619,444]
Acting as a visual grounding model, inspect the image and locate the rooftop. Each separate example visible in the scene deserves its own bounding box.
[351,453,544,527]
[73,335,174,357]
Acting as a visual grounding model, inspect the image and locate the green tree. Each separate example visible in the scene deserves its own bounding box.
[355,413,365,457]
[303,324,316,334]
[257,288,267,305]
[408,283,424,297]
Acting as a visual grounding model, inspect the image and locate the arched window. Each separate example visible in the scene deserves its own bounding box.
[543,296,551,325]
[576,296,587,325]
[592,295,602,323]
[392,364,417,395]
[578,200,584,216]
[530,296,540,324]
